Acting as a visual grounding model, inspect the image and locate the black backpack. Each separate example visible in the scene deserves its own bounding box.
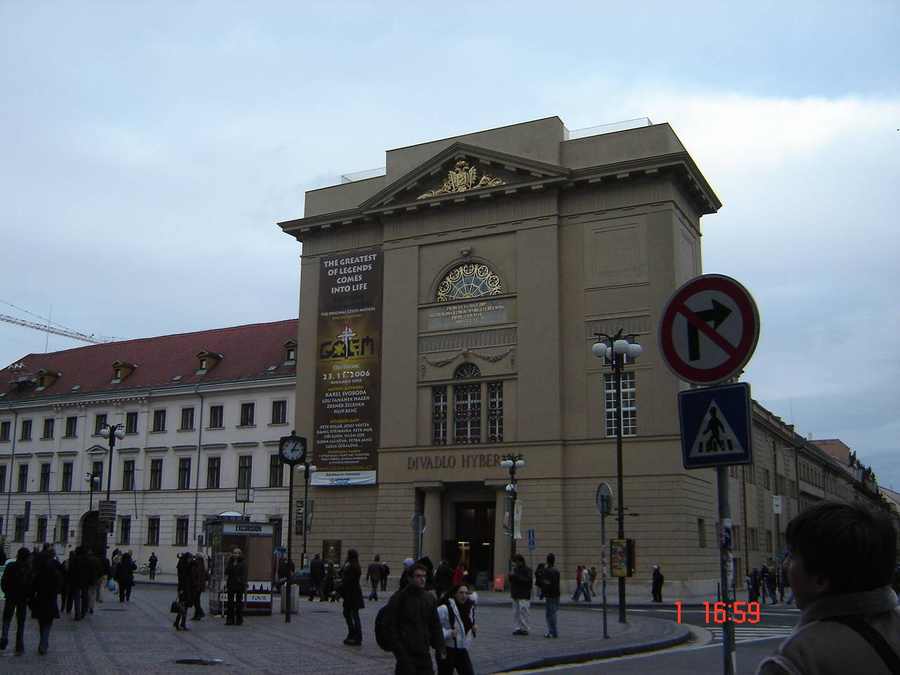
[374,591,401,652]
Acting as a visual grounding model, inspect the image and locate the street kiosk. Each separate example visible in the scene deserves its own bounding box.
[205,515,275,616]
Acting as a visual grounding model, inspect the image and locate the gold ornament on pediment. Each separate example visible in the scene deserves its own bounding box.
[417,160,505,200]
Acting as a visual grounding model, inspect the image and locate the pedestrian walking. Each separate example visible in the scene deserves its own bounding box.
[381,562,446,674]
[437,583,478,675]
[651,565,664,603]
[541,552,561,638]
[572,564,592,602]
[433,559,454,598]
[173,552,193,631]
[224,547,248,625]
[507,554,533,635]
[1,547,33,654]
[88,549,103,606]
[309,553,325,601]
[380,560,390,592]
[366,554,383,601]
[30,545,62,655]
[534,563,546,600]
[191,551,207,620]
[68,546,91,620]
[148,552,158,581]
[452,562,466,586]
[341,548,364,646]
[399,557,415,589]
[115,550,137,602]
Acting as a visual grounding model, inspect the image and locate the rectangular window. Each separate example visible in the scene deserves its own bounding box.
[149,459,163,491]
[92,461,104,492]
[125,411,139,434]
[0,420,10,442]
[152,409,167,432]
[237,456,252,488]
[239,402,255,427]
[269,454,283,488]
[0,465,5,492]
[206,457,221,489]
[61,462,73,492]
[432,387,447,445]
[17,464,28,492]
[94,413,108,435]
[36,516,48,543]
[175,517,189,546]
[119,516,131,545]
[209,405,224,429]
[453,384,481,444]
[39,463,51,492]
[271,400,287,425]
[178,457,191,490]
[42,418,55,439]
[122,460,135,491]
[487,382,503,443]
[147,517,160,546]
[604,372,637,437]
[64,416,78,438]
[59,516,69,545]
[14,516,25,541]
[180,407,195,431]
[20,419,32,441]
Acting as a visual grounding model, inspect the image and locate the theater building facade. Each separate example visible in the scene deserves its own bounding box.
[279,117,868,597]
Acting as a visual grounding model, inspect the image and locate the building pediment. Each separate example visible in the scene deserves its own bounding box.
[360,142,570,215]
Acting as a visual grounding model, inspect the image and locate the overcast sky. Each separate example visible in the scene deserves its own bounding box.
[2,2,898,486]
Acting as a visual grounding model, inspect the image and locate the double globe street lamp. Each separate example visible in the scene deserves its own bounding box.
[592,329,641,624]
[499,453,525,566]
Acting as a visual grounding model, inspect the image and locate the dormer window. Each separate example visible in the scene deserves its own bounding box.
[283,340,297,365]
[110,361,136,384]
[35,369,61,390]
[196,350,223,375]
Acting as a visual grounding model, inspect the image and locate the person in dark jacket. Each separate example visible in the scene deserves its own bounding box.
[507,554,533,636]
[651,565,664,603]
[309,553,325,601]
[541,553,561,638]
[340,548,364,646]
[1,547,33,653]
[68,546,92,620]
[114,550,137,602]
[30,546,62,655]
[174,552,194,630]
[432,559,454,599]
[382,562,446,674]
[191,551,207,620]
[224,547,248,625]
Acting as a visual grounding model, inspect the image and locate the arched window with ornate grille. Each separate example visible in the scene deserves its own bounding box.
[436,263,502,302]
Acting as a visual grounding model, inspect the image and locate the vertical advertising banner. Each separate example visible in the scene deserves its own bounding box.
[312,250,383,485]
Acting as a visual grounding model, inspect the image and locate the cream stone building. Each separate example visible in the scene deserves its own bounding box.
[278,116,878,598]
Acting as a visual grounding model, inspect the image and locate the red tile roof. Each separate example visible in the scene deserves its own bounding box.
[2,319,298,403]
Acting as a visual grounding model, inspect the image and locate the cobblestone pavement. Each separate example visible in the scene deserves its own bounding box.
[0,581,689,674]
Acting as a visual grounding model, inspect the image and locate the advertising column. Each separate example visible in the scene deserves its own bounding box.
[312,249,383,485]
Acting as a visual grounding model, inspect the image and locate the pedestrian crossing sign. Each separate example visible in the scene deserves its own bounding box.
[678,382,753,469]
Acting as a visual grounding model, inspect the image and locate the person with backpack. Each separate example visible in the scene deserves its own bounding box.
[1,547,33,653]
[30,545,62,655]
[436,583,478,675]
[376,562,446,674]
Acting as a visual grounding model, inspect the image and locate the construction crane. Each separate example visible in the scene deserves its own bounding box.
[1,313,113,345]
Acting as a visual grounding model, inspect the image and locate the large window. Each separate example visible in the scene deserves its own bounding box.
[175,517,189,546]
[147,517,160,546]
[0,465,5,492]
[14,516,25,541]
[237,456,252,488]
[36,516,48,544]
[454,384,481,444]
[431,364,504,446]
[432,387,448,445]
[239,403,255,427]
[119,516,131,545]
[64,416,78,438]
[17,464,28,492]
[59,515,69,544]
[271,400,287,425]
[436,263,502,302]
[122,460,136,491]
[604,372,636,437]
[178,457,191,490]
[42,418,55,439]
[149,459,163,491]
[209,405,224,429]
[20,420,32,441]
[61,462,73,492]
[92,461,104,491]
[487,382,504,443]
[180,407,195,431]
[0,421,10,442]
[152,409,167,432]
[206,457,221,489]
[94,413,108,435]
[39,463,51,492]
[125,411,139,434]
[269,454,283,488]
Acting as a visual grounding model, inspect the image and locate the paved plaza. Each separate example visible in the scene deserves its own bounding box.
[0,580,689,674]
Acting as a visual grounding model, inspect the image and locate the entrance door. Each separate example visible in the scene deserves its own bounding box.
[448,502,494,590]
[80,511,107,556]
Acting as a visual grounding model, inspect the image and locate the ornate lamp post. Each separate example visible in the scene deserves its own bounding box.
[97,423,124,537]
[499,453,525,566]
[592,329,641,623]
[296,461,317,569]
[85,471,101,511]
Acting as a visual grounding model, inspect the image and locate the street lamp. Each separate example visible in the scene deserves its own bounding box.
[296,462,317,569]
[97,423,124,503]
[85,471,101,511]
[592,329,642,624]
[499,453,525,567]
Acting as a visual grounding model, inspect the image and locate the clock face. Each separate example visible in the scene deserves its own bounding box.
[280,436,306,464]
